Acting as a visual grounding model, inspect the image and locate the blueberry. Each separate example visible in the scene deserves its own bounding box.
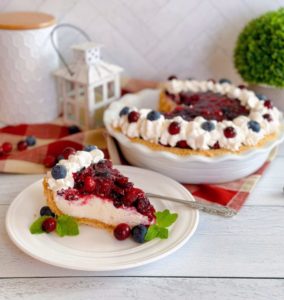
[248,120,261,132]
[255,93,267,101]
[119,106,130,117]
[25,135,36,146]
[132,224,148,243]
[201,121,215,132]
[40,206,55,217]
[84,145,97,152]
[68,125,81,134]
[51,165,67,179]
[219,78,231,84]
[147,110,161,121]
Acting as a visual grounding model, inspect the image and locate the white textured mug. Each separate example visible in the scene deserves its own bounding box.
[0,12,59,124]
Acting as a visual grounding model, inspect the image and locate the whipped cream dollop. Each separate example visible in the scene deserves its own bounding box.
[112,79,282,151]
[47,149,104,192]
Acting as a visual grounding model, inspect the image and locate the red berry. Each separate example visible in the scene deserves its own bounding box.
[95,178,113,197]
[128,111,140,123]
[0,146,4,156]
[175,106,184,112]
[123,188,144,207]
[114,223,131,241]
[136,197,150,214]
[62,147,76,159]
[264,100,273,109]
[84,176,96,193]
[17,140,28,151]
[42,217,57,233]
[2,142,12,153]
[238,84,247,89]
[263,114,272,122]
[115,175,129,187]
[223,127,237,138]
[43,155,57,168]
[168,121,180,135]
[176,140,188,148]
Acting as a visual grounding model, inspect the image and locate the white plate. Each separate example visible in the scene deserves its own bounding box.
[104,89,284,183]
[6,166,199,271]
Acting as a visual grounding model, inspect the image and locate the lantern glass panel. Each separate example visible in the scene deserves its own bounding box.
[66,102,75,121]
[94,85,103,103]
[66,81,76,101]
[107,81,115,99]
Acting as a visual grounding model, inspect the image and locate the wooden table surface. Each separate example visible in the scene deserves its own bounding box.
[1,145,284,300]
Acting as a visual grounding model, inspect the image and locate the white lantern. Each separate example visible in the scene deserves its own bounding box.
[54,42,123,129]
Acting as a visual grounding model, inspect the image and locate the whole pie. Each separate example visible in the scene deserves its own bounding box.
[43,148,156,231]
[111,79,282,156]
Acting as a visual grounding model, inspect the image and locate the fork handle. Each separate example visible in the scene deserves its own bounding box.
[146,193,236,217]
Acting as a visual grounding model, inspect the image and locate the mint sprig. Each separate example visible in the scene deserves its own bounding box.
[145,209,178,241]
[29,214,79,237]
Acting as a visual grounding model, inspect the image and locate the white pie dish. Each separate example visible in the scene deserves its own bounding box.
[104,89,284,183]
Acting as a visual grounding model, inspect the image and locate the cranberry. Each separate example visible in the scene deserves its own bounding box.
[96,159,113,169]
[0,146,4,156]
[95,178,113,197]
[17,140,28,151]
[175,106,184,112]
[113,199,123,208]
[84,176,96,193]
[42,217,57,233]
[128,111,140,123]
[263,114,272,122]
[135,197,150,214]
[43,155,57,168]
[123,188,144,207]
[176,140,188,148]
[114,223,131,241]
[115,175,129,187]
[223,127,237,138]
[62,147,76,159]
[264,100,273,109]
[2,142,12,153]
[168,122,180,135]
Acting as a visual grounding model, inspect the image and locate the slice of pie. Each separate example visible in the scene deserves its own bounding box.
[43,148,156,232]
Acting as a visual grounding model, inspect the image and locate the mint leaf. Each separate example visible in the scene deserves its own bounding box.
[30,216,49,234]
[56,215,79,237]
[157,227,168,239]
[155,209,178,228]
[144,224,159,241]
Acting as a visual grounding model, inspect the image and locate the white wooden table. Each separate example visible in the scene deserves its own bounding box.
[1,146,284,300]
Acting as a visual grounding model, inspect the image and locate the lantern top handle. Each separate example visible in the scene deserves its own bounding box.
[50,23,91,76]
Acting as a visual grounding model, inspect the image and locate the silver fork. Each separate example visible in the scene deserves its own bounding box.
[146,193,237,217]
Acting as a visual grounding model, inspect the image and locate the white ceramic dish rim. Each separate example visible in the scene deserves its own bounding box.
[104,89,284,163]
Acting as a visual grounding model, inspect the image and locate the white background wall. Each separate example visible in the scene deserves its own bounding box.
[1,0,284,83]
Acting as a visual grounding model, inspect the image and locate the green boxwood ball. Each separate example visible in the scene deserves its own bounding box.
[234,8,284,88]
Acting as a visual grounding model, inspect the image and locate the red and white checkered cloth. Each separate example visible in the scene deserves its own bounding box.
[0,79,276,216]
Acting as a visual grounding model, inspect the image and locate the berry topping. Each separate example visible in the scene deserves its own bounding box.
[123,188,144,207]
[119,106,130,117]
[201,121,215,132]
[84,145,97,152]
[42,217,57,233]
[135,197,150,214]
[68,125,81,135]
[95,178,113,197]
[147,110,161,121]
[223,126,237,138]
[2,142,12,153]
[168,75,177,80]
[17,140,28,151]
[40,206,55,217]
[114,223,131,241]
[128,111,140,123]
[212,141,220,149]
[115,175,129,187]
[248,120,261,132]
[264,100,273,109]
[176,140,188,148]
[168,121,180,135]
[51,165,67,179]
[26,135,36,146]
[62,147,76,159]
[219,78,231,84]
[132,224,148,243]
[263,113,273,122]
[43,155,57,168]
[84,176,96,193]
[255,93,267,101]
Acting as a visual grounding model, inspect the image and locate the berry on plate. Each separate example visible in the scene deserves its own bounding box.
[132,224,148,243]
[114,223,131,240]
[26,136,36,146]
[42,217,57,233]
[2,142,12,153]
[17,140,28,151]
